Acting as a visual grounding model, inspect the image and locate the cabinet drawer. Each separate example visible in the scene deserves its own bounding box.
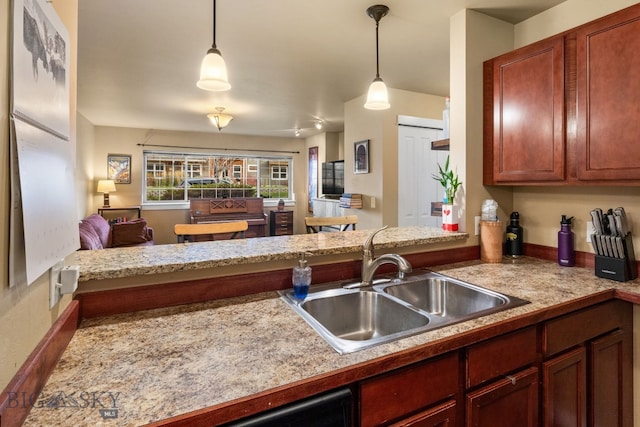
[273,212,292,222]
[466,326,537,388]
[360,352,458,426]
[543,300,628,356]
[388,399,456,427]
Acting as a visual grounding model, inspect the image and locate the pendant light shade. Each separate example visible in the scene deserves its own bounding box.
[365,77,390,110]
[364,5,390,110]
[207,107,234,131]
[197,0,231,91]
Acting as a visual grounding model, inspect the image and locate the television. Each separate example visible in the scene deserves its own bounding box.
[321,160,344,198]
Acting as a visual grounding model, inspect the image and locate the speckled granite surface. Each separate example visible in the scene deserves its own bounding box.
[23,257,640,426]
[71,226,467,281]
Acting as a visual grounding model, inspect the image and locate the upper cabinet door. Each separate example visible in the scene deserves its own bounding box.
[484,37,565,184]
[576,8,640,181]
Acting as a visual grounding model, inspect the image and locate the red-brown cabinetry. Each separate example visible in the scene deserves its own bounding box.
[484,3,640,185]
[542,300,633,427]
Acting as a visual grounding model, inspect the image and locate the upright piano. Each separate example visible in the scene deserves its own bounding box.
[189,198,268,239]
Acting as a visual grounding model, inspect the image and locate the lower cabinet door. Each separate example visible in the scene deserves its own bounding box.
[589,329,632,427]
[388,399,456,427]
[466,366,538,427]
[542,346,587,427]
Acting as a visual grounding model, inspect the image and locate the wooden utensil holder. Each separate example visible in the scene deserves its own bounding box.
[480,221,503,263]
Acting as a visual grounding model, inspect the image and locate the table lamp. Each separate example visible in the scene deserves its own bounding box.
[97,180,116,207]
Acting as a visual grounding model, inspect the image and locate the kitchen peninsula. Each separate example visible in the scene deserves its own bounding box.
[14,226,638,426]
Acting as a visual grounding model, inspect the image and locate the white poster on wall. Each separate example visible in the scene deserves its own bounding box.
[13,119,79,285]
[11,0,70,140]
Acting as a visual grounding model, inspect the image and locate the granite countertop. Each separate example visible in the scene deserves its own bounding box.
[23,257,640,426]
[71,226,468,281]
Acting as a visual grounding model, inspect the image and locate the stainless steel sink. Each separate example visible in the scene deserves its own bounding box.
[301,290,430,341]
[279,270,529,354]
[376,276,509,318]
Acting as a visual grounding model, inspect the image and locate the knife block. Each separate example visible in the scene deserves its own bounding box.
[594,233,637,282]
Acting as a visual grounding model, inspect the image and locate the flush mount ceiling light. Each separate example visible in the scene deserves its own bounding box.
[314,120,324,130]
[207,107,234,131]
[364,4,390,110]
[197,0,231,91]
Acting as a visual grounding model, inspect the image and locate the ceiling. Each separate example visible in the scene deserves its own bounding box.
[77,0,565,139]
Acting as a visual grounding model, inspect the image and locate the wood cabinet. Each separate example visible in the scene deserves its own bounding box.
[359,352,459,426]
[484,3,640,185]
[465,327,539,427]
[388,400,456,427]
[466,367,539,427]
[575,6,640,181]
[355,300,632,427]
[483,36,565,184]
[542,300,633,427]
[269,210,293,236]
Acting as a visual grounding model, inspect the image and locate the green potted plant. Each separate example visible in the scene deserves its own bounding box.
[432,155,462,231]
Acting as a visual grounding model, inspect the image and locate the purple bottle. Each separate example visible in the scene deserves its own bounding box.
[558,215,575,267]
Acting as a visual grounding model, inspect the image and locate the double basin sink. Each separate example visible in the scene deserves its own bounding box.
[279,270,529,354]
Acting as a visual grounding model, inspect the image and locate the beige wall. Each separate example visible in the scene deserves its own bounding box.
[0,0,78,390]
[450,10,515,241]
[344,88,445,230]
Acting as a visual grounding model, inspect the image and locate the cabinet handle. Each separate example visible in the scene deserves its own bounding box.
[505,375,517,385]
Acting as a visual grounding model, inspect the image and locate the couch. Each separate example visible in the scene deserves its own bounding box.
[79,214,154,250]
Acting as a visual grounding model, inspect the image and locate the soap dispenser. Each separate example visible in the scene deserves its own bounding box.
[558,215,575,267]
[292,252,312,301]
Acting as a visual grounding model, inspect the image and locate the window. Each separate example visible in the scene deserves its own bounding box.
[271,165,288,180]
[143,151,292,204]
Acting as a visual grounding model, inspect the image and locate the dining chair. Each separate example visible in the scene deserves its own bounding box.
[174,221,249,242]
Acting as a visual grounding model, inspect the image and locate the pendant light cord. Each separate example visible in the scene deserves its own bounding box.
[212,0,218,49]
[375,19,380,78]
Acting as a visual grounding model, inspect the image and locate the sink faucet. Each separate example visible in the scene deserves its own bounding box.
[358,226,412,287]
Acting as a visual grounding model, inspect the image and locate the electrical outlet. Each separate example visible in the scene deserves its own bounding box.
[475,216,481,236]
[586,221,594,243]
[49,260,64,309]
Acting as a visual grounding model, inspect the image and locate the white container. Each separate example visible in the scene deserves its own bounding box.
[442,97,450,139]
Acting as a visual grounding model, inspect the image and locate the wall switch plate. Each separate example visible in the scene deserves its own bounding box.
[49,260,64,309]
[586,221,594,243]
[370,196,376,209]
[474,216,481,236]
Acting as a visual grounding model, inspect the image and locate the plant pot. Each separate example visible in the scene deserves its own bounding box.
[442,203,458,231]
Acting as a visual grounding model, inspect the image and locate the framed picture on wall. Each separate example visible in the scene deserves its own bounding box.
[354,140,369,174]
[108,154,131,184]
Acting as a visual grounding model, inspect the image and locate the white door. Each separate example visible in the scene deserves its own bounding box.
[398,117,446,228]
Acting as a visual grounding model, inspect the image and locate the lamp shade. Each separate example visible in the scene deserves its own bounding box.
[364,77,390,110]
[197,48,231,91]
[97,180,116,193]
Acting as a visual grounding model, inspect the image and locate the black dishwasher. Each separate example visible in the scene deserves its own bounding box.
[220,387,352,427]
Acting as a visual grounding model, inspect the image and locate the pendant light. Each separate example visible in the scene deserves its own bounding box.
[207,107,234,131]
[364,5,390,110]
[197,0,231,91]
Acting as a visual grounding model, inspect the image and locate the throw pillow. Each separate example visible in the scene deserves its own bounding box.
[111,219,149,247]
[79,220,104,250]
[83,214,111,248]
